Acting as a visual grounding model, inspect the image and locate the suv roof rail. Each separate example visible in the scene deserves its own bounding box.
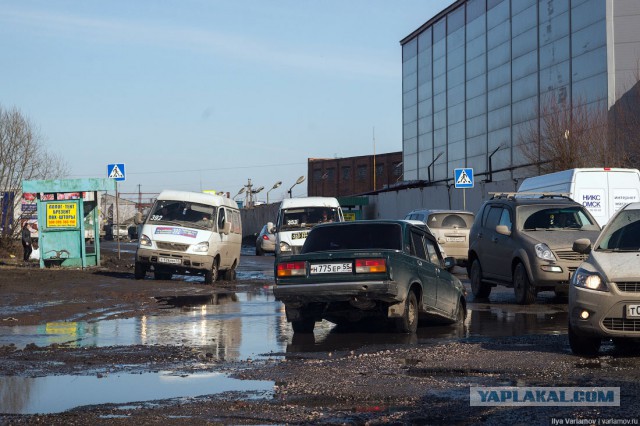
[489,192,572,200]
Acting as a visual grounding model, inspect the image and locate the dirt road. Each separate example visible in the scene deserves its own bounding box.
[0,252,639,424]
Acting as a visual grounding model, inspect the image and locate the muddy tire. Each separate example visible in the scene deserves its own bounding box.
[134,262,146,280]
[154,271,172,281]
[204,258,219,284]
[569,323,601,356]
[455,299,466,324]
[513,262,536,305]
[223,265,237,281]
[291,319,315,333]
[470,259,491,299]
[395,291,418,333]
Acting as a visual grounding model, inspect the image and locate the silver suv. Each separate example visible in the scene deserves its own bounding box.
[467,193,601,304]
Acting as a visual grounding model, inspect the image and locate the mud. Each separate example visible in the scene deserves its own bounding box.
[0,251,639,424]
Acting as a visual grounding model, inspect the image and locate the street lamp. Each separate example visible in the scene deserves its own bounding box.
[427,152,444,183]
[487,144,504,183]
[233,187,245,200]
[288,175,306,198]
[267,181,282,204]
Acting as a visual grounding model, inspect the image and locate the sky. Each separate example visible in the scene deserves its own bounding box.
[1,0,454,203]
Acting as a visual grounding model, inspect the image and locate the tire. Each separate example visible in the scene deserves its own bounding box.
[395,291,418,333]
[134,262,146,280]
[568,323,601,356]
[470,259,491,299]
[455,299,466,324]
[223,265,237,281]
[613,338,640,354]
[291,319,315,333]
[204,258,219,284]
[513,262,536,305]
[154,271,172,280]
[256,246,264,256]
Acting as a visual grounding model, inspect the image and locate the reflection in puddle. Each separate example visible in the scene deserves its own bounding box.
[0,290,287,361]
[0,371,273,414]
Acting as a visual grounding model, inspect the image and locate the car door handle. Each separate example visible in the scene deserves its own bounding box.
[491,236,499,243]
[477,232,483,239]
[417,260,422,266]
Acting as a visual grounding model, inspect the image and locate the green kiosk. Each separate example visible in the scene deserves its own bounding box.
[22,178,116,269]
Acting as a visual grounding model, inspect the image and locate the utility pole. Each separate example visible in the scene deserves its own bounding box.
[373,127,376,191]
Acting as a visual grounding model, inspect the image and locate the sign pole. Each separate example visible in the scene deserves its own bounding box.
[115,181,120,260]
[463,188,466,211]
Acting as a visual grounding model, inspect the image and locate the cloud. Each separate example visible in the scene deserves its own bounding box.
[0,7,399,79]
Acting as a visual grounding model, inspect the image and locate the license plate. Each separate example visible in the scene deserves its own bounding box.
[310,262,352,274]
[626,305,640,318]
[158,257,181,265]
[291,231,309,240]
[446,236,465,242]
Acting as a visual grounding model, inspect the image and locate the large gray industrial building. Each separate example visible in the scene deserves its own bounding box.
[400,0,640,184]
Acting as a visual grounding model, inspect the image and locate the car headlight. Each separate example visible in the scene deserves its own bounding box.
[139,234,152,247]
[192,241,209,253]
[279,241,291,252]
[572,267,608,292]
[535,243,556,261]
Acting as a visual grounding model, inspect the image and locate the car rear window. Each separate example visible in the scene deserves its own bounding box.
[427,213,474,229]
[301,223,402,253]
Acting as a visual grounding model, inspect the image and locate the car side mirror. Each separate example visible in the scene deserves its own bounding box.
[495,225,511,236]
[437,236,446,245]
[267,221,275,234]
[443,257,456,269]
[573,238,592,254]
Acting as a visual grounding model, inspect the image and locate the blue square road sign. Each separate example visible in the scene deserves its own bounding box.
[107,163,126,182]
[454,168,474,189]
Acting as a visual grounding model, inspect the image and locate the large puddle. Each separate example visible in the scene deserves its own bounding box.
[0,287,569,414]
[0,371,273,415]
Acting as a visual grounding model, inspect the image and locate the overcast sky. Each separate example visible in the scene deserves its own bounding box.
[1,0,454,201]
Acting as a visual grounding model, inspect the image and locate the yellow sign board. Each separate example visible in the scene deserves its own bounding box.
[46,202,78,228]
[344,212,357,221]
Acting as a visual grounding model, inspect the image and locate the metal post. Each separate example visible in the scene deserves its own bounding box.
[115,182,120,260]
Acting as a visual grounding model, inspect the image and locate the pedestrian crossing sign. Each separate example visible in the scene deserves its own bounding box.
[454,168,474,188]
[107,163,126,182]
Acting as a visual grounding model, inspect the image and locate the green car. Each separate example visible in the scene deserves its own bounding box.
[273,220,467,334]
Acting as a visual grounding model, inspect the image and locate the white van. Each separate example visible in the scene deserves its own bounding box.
[517,168,640,227]
[275,197,344,256]
[134,190,242,283]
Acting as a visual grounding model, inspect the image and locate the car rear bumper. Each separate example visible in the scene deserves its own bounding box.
[273,280,401,304]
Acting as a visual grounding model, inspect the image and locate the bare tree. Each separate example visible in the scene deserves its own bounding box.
[0,105,69,245]
[518,95,634,175]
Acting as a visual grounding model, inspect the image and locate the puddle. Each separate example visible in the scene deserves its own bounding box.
[465,307,568,338]
[0,371,273,414]
[0,289,287,361]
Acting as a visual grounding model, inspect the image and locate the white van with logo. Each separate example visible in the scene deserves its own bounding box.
[517,168,640,227]
[134,190,242,283]
[275,197,344,256]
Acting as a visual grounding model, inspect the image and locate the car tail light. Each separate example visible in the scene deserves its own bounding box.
[262,235,270,240]
[277,261,306,277]
[355,259,386,273]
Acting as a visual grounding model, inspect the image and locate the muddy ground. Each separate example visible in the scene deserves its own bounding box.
[0,246,639,424]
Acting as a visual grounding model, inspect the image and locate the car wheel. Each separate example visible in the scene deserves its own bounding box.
[291,319,315,333]
[513,262,536,305]
[134,262,146,280]
[256,246,263,256]
[470,259,491,299]
[568,322,601,356]
[204,259,219,284]
[395,291,418,333]
[154,271,172,280]
[223,265,237,281]
[455,299,466,324]
[613,338,640,354]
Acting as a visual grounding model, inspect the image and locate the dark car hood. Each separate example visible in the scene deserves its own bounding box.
[521,230,601,249]
[588,251,640,282]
